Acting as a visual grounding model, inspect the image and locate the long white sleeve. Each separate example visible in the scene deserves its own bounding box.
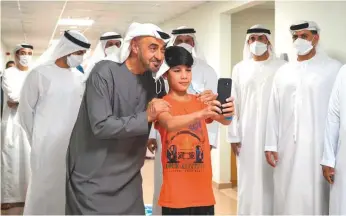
[2,69,20,102]
[204,66,218,94]
[17,69,40,144]
[148,124,158,139]
[264,76,280,152]
[320,70,342,168]
[228,66,241,143]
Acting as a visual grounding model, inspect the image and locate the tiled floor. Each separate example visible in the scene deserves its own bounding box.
[2,159,238,215]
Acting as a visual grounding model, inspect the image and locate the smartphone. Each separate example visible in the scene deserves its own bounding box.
[216,78,232,113]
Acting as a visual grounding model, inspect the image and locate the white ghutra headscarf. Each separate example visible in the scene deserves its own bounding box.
[32,30,90,69]
[166,26,205,61]
[242,24,276,61]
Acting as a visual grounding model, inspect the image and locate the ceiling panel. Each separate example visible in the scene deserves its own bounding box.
[1,0,207,55]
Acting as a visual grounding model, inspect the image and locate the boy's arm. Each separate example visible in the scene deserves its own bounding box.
[157,111,202,132]
[211,115,232,125]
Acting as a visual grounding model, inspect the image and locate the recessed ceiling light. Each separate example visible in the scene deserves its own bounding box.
[58,18,94,26]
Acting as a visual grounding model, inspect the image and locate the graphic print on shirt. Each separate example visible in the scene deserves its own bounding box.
[165,120,206,172]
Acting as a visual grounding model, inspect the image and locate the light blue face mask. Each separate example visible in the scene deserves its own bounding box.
[188,82,202,94]
[152,72,163,95]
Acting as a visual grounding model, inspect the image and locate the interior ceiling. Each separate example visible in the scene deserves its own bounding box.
[1,1,207,55]
[252,1,274,10]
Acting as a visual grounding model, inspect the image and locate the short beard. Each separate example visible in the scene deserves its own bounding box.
[137,48,151,73]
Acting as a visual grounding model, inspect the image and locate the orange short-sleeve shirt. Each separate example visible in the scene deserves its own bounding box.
[155,94,215,208]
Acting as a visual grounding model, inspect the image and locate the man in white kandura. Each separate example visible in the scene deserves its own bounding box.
[147,26,218,215]
[321,64,346,215]
[1,43,33,210]
[228,24,286,215]
[18,30,90,215]
[264,21,342,214]
[84,31,123,81]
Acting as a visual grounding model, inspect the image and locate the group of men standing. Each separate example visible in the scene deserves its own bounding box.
[0,29,125,214]
[1,22,221,215]
[0,18,345,216]
[231,20,345,215]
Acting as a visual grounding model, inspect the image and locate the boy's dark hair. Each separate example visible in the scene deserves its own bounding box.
[165,46,194,68]
[5,60,15,69]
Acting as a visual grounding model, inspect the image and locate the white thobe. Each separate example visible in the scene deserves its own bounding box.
[1,66,31,203]
[150,58,218,215]
[265,53,342,214]
[320,65,346,215]
[228,57,286,215]
[18,63,84,215]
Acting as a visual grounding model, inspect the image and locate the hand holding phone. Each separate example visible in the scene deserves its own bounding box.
[216,78,232,114]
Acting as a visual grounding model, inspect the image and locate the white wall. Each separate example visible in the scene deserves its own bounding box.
[231,8,275,70]
[0,41,10,73]
[160,1,263,77]
[275,1,346,63]
[159,0,264,184]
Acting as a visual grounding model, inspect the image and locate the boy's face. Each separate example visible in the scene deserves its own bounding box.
[165,65,192,92]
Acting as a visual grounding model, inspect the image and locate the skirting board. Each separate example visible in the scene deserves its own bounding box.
[212,181,233,190]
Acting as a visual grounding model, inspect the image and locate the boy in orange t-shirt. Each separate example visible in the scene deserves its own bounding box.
[153,46,234,215]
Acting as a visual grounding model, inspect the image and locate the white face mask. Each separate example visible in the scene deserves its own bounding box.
[67,54,84,68]
[293,38,314,55]
[177,43,193,53]
[249,41,268,56]
[19,55,32,67]
[104,45,120,56]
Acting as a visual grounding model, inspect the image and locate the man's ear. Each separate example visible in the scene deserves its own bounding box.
[130,39,140,54]
[312,34,320,46]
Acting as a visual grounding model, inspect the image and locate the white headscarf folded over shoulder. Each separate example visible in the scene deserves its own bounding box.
[89,32,123,64]
[289,20,324,55]
[32,30,90,69]
[166,26,205,61]
[13,43,34,55]
[115,22,170,64]
[84,32,123,77]
[243,24,276,61]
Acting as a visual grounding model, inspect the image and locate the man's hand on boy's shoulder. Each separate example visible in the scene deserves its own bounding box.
[147,98,171,122]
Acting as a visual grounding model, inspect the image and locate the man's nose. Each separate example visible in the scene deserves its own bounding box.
[155,50,164,61]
